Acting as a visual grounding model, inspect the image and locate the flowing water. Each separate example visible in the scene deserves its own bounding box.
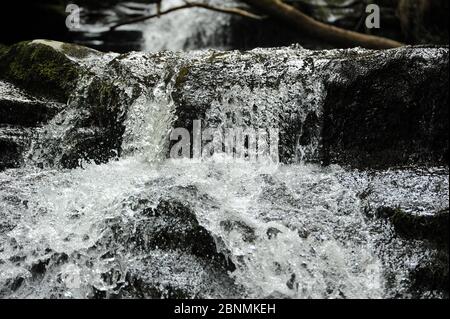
[0,49,448,298]
[1,148,447,298]
[71,0,365,53]
[72,0,237,52]
[142,0,235,52]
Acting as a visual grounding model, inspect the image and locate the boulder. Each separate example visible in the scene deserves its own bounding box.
[321,47,449,168]
[375,207,449,297]
[0,41,82,102]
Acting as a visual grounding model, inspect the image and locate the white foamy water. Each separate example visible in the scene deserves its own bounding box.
[1,146,447,298]
[0,157,373,298]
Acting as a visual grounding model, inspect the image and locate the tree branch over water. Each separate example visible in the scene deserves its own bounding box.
[109,1,264,31]
[109,0,404,49]
[240,0,403,49]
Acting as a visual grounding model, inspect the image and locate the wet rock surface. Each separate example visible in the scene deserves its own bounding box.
[0,127,31,171]
[322,47,449,168]
[373,206,449,297]
[0,80,64,126]
[341,167,449,298]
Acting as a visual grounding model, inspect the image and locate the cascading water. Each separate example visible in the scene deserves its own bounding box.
[71,0,237,52]
[142,0,235,52]
[0,43,448,299]
[71,0,368,53]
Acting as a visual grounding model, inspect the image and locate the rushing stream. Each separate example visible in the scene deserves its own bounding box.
[72,0,237,52]
[71,0,367,53]
[0,45,448,297]
[1,146,448,298]
[0,0,448,293]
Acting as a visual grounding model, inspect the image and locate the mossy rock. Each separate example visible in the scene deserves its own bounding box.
[0,44,8,58]
[0,41,81,102]
[174,65,191,89]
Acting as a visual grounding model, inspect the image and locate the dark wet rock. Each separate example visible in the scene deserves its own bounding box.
[0,138,22,171]
[0,81,63,127]
[266,227,282,240]
[42,76,128,169]
[0,80,63,170]
[135,200,228,261]
[0,275,25,296]
[297,228,310,239]
[0,44,8,58]
[286,273,298,291]
[375,206,449,297]
[119,251,240,299]
[376,207,449,246]
[322,47,449,168]
[409,248,449,298]
[79,198,240,298]
[0,98,59,127]
[30,259,49,279]
[100,199,235,271]
[0,41,126,169]
[0,128,32,171]
[221,219,257,243]
[57,127,122,169]
[9,276,25,291]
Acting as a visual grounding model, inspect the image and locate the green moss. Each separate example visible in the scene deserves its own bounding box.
[0,41,81,102]
[0,44,8,58]
[206,51,230,63]
[174,65,190,89]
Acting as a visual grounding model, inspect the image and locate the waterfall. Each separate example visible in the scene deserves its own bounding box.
[0,43,448,299]
[70,0,236,53]
[121,78,177,163]
[142,0,234,52]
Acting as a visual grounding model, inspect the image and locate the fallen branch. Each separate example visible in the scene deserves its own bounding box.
[240,0,404,49]
[185,1,265,20]
[109,1,264,31]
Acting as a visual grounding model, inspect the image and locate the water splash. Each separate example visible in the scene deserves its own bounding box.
[2,136,448,299]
